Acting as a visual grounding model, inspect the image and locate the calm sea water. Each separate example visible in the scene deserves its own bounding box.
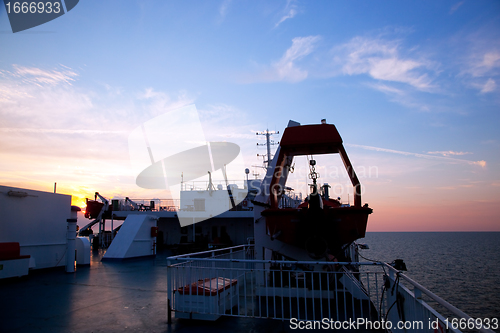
[361,232,500,322]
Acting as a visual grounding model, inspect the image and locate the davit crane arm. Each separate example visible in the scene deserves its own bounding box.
[268,122,362,209]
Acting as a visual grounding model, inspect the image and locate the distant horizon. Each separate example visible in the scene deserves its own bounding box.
[366,230,500,233]
[2,178,499,232]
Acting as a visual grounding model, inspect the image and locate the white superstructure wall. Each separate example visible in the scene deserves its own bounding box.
[0,185,72,269]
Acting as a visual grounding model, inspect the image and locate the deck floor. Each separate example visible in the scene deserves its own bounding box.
[1,249,379,332]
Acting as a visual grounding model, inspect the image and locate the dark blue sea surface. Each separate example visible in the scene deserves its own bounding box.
[361,232,500,322]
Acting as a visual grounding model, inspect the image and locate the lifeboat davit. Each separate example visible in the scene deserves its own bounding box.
[261,122,372,259]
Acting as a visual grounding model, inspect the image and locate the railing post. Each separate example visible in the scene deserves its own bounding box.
[230,247,233,266]
[212,251,215,273]
[389,268,394,281]
[167,299,172,324]
[414,286,422,299]
[166,258,172,324]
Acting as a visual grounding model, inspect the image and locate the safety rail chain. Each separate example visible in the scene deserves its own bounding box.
[166,245,494,333]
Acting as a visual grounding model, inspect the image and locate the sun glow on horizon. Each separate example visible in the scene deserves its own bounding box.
[1,1,499,232]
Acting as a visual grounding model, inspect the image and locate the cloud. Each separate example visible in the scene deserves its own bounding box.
[364,82,435,112]
[10,64,78,86]
[0,128,126,135]
[0,65,79,104]
[246,31,439,94]
[482,51,500,68]
[436,184,473,190]
[199,103,243,123]
[466,51,500,78]
[473,160,487,167]
[0,64,195,198]
[462,51,500,94]
[245,35,320,83]
[457,29,500,94]
[428,151,472,157]
[198,104,259,142]
[337,36,435,91]
[275,0,298,28]
[480,78,496,93]
[0,68,93,129]
[367,82,405,95]
[269,36,320,82]
[137,87,194,117]
[219,0,231,20]
[347,143,486,167]
[196,104,270,174]
[449,1,465,14]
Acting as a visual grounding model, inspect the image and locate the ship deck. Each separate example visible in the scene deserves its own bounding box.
[0,249,379,333]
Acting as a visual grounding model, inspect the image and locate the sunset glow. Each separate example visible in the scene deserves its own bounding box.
[1,1,499,231]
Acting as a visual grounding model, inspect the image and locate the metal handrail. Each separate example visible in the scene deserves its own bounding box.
[168,257,381,266]
[166,246,493,332]
[383,263,495,333]
[167,244,250,260]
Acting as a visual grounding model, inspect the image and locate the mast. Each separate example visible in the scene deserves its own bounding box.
[256,129,279,169]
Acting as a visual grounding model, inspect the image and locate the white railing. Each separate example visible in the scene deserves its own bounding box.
[380,264,495,333]
[167,245,383,323]
[166,246,495,332]
[118,198,180,212]
[181,180,246,192]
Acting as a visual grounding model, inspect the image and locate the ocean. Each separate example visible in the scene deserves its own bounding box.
[361,232,500,323]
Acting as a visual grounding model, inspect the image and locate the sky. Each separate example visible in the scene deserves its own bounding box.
[0,0,499,231]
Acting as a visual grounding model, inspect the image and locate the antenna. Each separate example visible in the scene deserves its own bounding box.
[256,129,279,169]
[207,171,215,194]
